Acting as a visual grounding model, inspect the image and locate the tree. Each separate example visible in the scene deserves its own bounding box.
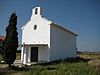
[2,12,18,67]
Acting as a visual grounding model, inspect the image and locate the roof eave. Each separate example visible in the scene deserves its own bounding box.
[51,23,78,36]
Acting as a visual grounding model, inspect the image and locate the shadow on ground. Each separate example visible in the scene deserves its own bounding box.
[37,57,91,66]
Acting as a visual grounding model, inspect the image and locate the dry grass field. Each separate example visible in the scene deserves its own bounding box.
[79,52,100,59]
[16,53,21,60]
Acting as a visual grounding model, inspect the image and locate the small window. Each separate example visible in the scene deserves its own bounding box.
[34,25,37,30]
[35,8,38,14]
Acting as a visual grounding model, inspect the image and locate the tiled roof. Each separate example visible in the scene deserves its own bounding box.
[0,36,5,42]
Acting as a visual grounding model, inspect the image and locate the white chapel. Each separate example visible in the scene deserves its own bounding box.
[21,7,77,65]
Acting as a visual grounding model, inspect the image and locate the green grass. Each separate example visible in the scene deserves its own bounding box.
[0,53,100,75]
[8,59,99,75]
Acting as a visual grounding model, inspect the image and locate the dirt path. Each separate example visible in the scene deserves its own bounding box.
[0,64,13,75]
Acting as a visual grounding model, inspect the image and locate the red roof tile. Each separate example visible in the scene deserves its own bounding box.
[0,36,5,42]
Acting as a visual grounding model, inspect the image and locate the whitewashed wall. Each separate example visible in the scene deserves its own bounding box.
[38,46,50,62]
[50,24,77,61]
[21,7,52,63]
[22,7,51,45]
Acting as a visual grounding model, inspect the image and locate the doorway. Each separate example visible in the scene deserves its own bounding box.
[31,47,38,62]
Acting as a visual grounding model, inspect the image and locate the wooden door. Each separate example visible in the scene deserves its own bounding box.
[31,47,38,62]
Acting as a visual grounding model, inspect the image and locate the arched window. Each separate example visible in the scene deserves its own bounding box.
[35,8,38,14]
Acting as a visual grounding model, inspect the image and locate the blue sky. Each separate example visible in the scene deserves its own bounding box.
[0,0,100,52]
